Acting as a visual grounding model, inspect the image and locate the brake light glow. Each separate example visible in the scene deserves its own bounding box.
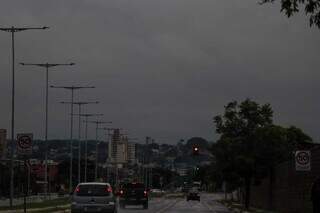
[106,186,113,193]
[144,190,147,196]
[120,190,124,195]
[75,186,80,193]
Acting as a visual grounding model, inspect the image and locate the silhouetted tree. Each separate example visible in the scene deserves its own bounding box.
[260,0,320,27]
[212,99,312,210]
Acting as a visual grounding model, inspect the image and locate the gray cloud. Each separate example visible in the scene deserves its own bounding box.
[0,0,319,143]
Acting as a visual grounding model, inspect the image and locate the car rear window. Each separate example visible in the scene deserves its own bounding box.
[76,184,111,196]
[125,183,145,189]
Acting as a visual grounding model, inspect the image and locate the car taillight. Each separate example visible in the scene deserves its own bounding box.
[144,190,147,196]
[120,190,124,195]
[75,186,80,193]
[106,186,113,193]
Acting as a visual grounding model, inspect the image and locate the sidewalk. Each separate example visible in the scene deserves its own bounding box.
[218,200,276,213]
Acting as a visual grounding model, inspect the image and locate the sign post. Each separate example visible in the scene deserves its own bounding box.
[295,150,311,171]
[0,129,7,159]
[17,133,33,213]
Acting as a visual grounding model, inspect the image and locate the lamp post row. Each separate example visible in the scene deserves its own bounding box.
[20,62,75,198]
[51,86,95,194]
[0,26,113,205]
[0,26,49,207]
[61,101,99,184]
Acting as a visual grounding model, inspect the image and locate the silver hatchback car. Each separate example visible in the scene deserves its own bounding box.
[71,182,117,213]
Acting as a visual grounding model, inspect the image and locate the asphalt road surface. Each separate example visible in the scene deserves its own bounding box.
[118,193,230,213]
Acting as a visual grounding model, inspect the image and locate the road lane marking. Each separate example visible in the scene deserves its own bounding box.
[155,198,181,213]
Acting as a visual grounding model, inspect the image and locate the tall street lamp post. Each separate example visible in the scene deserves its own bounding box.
[19,62,74,196]
[51,85,95,193]
[77,114,103,182]
[0,26,49,206]
[87,121,112,181]
[61,101,99,184]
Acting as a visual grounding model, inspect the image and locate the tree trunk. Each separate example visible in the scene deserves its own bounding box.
[245,177,251,210]
[268,167,274,210]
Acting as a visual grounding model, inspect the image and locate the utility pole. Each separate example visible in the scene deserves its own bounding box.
[20,62,74,197]
[51,85,95,193]
[62,101,99,184]
[0,25,49,207]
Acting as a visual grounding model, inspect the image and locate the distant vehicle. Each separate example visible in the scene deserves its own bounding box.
[175,187,182,193]
[186,187,200,201]
[71,182,117,213]
[151,188,162,194]
[193,181,201,191]
[119,182,149,209]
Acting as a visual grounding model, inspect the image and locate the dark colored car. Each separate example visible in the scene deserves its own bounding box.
[119,182,149,209]
[186,188,200,201]
[71,182,117,213]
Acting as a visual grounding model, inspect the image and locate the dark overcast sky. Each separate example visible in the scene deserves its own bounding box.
[0,0,319,144]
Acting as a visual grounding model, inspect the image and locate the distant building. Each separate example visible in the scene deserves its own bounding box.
[116,142,127,163]
[127,142,136,164]
[108,129,136,165]
[108,129,120,161]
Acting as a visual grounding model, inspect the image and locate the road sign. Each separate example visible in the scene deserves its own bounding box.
[295,150,311,171]
[17,133,33,156]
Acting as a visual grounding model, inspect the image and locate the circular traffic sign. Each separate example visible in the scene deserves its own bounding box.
[18,135,32,149]
[296,151,310,165]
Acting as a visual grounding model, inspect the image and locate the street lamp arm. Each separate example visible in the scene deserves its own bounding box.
[77,113,103,117]
[0,26,49,32]
[51,86,95,90]
[20,62,75,68]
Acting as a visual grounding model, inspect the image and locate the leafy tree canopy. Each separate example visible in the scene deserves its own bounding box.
[260,0,320,27]
[212,99,312,209]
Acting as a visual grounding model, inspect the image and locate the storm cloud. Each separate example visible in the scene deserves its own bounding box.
[0,0,319,143]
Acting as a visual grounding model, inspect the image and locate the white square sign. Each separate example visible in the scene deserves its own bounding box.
[17,133,33,156]
[295,150,311,171]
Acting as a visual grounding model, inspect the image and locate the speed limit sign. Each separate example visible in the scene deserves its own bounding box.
[295,150,311,171]
[17,133,33,156]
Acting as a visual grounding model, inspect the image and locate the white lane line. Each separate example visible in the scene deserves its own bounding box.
[154,199,181,213]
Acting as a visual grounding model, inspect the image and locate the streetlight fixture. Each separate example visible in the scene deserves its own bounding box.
[51,85,95,193]
[20,62,74,196]
[0,25,49,206]
[61,101,99,184]
[86,121,112,181]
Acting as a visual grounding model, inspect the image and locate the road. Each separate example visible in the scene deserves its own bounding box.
[0,193,230,213]
[118,193,230,213]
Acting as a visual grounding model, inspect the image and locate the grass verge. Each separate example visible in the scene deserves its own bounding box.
[0,197,70,211]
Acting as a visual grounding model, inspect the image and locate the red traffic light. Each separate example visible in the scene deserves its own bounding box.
[192,146,199,155]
